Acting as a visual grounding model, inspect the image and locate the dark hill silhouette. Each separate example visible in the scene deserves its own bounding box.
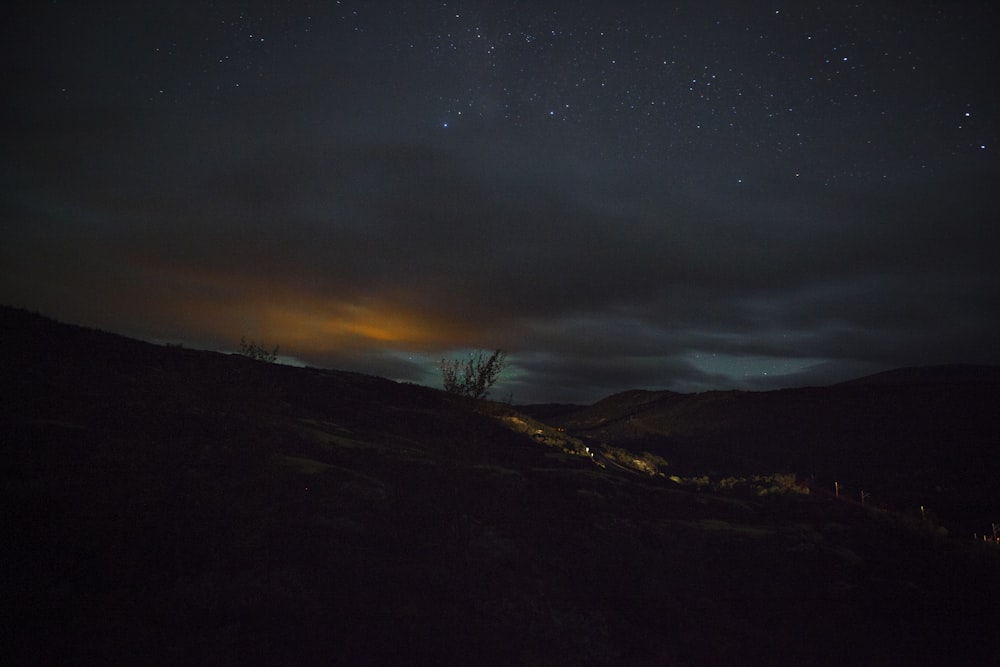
[3,305,999,666]
[836,363,1000,387]
[545,370,1000,538]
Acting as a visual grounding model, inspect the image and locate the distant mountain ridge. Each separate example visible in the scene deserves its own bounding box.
[541,364,1000,538]
[835,363,1000,387]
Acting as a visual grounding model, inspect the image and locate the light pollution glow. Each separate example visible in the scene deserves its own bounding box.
[128,266,474,357]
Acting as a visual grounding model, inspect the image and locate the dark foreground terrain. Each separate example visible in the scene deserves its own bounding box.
[2,306,998,665]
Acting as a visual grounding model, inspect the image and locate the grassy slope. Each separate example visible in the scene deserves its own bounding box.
[2,307,999,666]
[547,378,1000,538]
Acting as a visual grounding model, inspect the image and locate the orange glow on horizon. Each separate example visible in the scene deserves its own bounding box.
[256,299,454,351]
[128,263,476,356]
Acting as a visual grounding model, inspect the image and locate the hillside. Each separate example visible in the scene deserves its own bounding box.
[3,306,999,665]
[544,371,1000,538]
[836,364,1000,387]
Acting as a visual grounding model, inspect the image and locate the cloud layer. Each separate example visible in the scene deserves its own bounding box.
[3,2,999,403]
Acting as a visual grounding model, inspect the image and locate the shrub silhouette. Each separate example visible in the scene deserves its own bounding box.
[440,349,507,400]
[238,336,279,363]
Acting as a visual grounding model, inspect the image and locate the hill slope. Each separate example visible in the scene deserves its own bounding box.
[3,306,999,666]
[547,371,1000,537]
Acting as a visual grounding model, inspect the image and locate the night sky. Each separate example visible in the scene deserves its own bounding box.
[4,1,999,403]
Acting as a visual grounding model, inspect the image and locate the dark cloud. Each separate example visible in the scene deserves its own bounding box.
[3,2,998,404]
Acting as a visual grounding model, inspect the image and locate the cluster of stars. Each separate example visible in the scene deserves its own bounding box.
[78,0,992,188]
[402,4,993,186]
